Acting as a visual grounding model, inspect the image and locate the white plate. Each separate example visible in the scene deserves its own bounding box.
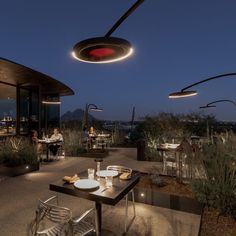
[74,179,100,190]
[96,170,119,177]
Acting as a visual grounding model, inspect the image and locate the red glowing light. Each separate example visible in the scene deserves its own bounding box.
[89,48,116,58]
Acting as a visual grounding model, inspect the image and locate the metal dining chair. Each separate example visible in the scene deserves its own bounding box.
[106,165,135,233]
[29,196,96,236]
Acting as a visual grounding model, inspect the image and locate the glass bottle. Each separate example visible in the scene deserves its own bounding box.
[95,159,103,181]
[97,161,101,181]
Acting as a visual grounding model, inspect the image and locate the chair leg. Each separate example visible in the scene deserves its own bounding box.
[125,195,128,233]
[131,189,136,216]
[124,191,136,233]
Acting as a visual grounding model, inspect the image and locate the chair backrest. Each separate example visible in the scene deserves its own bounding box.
[38,199,72,224]
[107,165,132,174]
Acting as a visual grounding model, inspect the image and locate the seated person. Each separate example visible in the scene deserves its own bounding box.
[49,128,63,156]
[89,126,96,136]
[89,126,97,148]
[81,126,90,149]
[31,130,42,156]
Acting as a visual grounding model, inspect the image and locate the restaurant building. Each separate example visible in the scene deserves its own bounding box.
[0,58,74,137]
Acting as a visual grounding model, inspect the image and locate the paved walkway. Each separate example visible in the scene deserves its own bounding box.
[0,148,200,236]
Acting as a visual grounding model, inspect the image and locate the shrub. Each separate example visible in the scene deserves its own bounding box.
[63,129,87,156]
[0,137,38,166]
[192,142,236,218]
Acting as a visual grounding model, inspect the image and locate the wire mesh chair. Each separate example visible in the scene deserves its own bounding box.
[29,196,96,236]
[106,165,135,233]
[162,150,177,176]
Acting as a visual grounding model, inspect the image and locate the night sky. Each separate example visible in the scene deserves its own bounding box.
[1,0,236,121]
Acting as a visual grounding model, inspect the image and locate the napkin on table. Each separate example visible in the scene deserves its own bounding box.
[63,174,80,183]
[119,172,131,180]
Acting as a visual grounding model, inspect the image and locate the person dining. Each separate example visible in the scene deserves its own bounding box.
[89,126,96,136]
[31,130,42,159]
[49,128,63,156]
[81,126,90,150]
[89,126,97,149]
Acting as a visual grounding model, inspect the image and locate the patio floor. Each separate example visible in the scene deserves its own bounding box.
[0,148,201,236]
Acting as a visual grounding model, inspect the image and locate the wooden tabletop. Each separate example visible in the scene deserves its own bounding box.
[50,171,140,206]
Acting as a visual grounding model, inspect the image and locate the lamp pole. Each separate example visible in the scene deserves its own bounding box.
[104,0,144,38]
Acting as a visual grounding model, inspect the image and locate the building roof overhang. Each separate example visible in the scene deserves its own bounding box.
[0,58,74,96]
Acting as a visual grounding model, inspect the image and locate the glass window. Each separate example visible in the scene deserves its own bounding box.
[0,83,16,135]
[19,88,30,135]
[30,89,39,132]
[42,95,60,135]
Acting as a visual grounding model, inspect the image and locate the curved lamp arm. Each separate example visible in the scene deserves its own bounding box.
[199,99,236,109]
[105,0,144,38]
[84,103,103,129]
[87,103,103,111]
[169,72,236,98]
[181,73,236,91]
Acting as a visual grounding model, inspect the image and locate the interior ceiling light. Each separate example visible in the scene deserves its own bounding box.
[72,0,144,64]
[42,101,61,105]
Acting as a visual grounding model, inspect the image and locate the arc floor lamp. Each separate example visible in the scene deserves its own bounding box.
[72,0,144,64]
[169,73,236,98]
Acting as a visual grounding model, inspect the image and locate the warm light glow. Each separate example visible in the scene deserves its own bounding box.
[71,48,133,64]
[168,90,198,98]
[89,48,116,57]
[26,166,29,169]
[90,108,103,112]
[42,101,61,105]
[140,193,145,197]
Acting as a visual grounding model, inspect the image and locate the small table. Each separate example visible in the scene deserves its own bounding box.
[49,171,140,235]
[38,139,62,161]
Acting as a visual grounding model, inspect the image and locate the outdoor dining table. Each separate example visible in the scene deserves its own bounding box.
[49,170,140,235]
[38,139,62,161]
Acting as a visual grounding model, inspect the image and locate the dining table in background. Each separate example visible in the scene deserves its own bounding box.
[38,139,62,161]
[49,170,140,236]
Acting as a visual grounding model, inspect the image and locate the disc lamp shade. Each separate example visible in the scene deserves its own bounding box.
[72,0,144,63]
[199,105,216,109]
[72,37,133,64]
[168,90,198,98]
[89,107,103,112]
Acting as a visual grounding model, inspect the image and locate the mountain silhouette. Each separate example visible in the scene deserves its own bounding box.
[61,108,96,122]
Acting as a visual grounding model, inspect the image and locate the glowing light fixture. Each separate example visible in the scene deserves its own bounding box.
[42,101,61,105]
[169,73,236,99]
[169,90,198,98]
[199,99,236,109]
[72,0,144,63]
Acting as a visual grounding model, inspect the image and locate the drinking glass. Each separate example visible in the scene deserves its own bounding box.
[96,162,101,181]
[105,176,113,187]
[88,168,95,180]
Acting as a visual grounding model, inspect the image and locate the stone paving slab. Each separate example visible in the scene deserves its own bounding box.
[0,148,200,236]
